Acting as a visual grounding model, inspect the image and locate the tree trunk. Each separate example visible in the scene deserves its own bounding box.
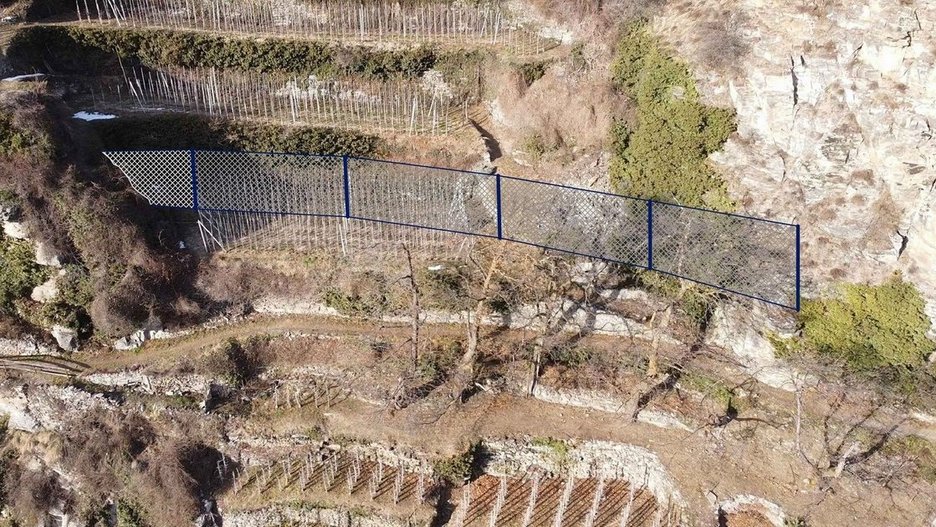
[452,252,501,401]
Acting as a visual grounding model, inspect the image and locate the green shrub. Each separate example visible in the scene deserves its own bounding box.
[546,345,593,368]
[418,338,462,381]
[881,435,936,484]
[531,437,570,464]
[799,275,934,371]
[432,442,478,485]
[204,337,261,387]
[8,26,472,81]
[89,114,381,156]
[0,114,37,157]
[678,372,734,411]
[609,22,735,210]
[323,289,385,317]
[38,265,93,332]
[116,499,146,527]
[419,263,471,312]
[521,133,558,159]
[517,60,549,86]
[0,233,48,313]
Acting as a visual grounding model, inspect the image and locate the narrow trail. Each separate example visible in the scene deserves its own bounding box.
[79,311,936,447]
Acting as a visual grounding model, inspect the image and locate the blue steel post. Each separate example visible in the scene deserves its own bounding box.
[189,149,199,210]
[795,224,801,311]
[495,173,503,239]
[342,155,351,218]
[647,199,653,270]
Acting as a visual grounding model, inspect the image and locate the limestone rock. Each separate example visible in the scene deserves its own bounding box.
[2,220,28,240]
[0,337,56,356]
[653,0,936,336]
[34,240,63,267]
[31,271,63,303]
[705,302,812,391]
[51,325,78,351]
[113,328,175,351]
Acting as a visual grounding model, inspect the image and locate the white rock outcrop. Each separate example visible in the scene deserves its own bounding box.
[2,220,28,240]
[31,271,63,303]
[34,240,63,268]
[654,0,936,335]
[51,325,78,351]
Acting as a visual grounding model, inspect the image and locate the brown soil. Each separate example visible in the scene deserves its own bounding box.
[76,311,936,527]
[225,448,436,523]
[721,510,774,527]
[462,475,661,527]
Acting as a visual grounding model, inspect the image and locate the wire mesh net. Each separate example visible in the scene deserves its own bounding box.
[195,150,344,216]
[103,150,193,208]
[106,150,799,309]
[500,177,649,269]
[348,158,498,237]
[651,202,798,308]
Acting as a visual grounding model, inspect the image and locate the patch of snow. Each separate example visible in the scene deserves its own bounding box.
[72,111,118,121]
[2,73,45,82]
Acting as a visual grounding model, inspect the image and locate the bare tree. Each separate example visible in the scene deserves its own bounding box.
[450,245,503,402]
[403,244,422,371]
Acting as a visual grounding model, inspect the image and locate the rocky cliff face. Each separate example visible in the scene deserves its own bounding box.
[655,0,936,333]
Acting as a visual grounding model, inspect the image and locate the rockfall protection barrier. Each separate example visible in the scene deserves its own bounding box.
[104,149,801,310]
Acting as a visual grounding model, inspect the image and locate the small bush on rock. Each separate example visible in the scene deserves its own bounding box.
[799,274,934,371]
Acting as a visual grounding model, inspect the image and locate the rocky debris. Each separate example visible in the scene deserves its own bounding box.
[0,385,40,432]
[84,370,219,397]
[527,381,694,431]
[483,439,686,510]
[225,505,415,527]
[704,302,815,391]
[113,327,184,351]
[50,325,78,351]
[31,271,63,303]
[0,383,114,432]
[253,294,680,344]
[717,495,786,527]
[0,336,57,356]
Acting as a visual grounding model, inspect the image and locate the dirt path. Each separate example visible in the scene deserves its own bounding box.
[319,391,929,527]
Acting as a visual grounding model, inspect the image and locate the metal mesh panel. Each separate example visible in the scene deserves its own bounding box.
[195,151,344,216]
[500,177,649,268]
[105,149,800,309]
[348,158,497,236]
[103,150,193,208]
[651,202,798,308]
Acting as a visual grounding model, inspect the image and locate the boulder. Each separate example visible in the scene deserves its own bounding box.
[705,302,812,391]
[31,271,63,303]
[113,328,174,351]
[34,240,63,267]
[2,221,28,240]
[51,325,78,351]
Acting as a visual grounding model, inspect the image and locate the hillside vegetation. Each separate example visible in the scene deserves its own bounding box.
[8,26,482,82]
[609,21,735,209]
